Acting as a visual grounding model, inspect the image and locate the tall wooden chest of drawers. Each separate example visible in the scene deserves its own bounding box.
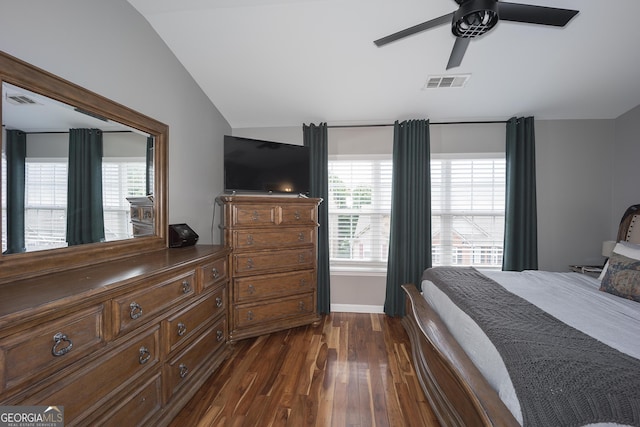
[218,195,322,342]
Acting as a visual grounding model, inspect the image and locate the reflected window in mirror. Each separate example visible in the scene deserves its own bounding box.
[2,81,154,254]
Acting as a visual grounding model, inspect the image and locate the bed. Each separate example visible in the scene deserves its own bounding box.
[402,204,640,427]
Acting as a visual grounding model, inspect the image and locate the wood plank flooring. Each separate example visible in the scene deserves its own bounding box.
[169,312,440,427]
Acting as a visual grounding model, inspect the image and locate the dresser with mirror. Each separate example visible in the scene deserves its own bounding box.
[0,50,230,426]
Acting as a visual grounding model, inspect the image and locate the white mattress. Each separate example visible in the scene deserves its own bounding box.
[421,270,640,427]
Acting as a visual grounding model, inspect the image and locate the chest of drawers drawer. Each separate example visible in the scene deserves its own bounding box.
[232,227,315,250]
[30,325,160,425]
[164,317,226,400]
[199,256,228,292]
[231,204,277,226]
[232,247,315,275]
[233,293,315,328]
[280,204,317,225]
[113,271,196,336]
[163,286,226,354]
[0,304,105,393]
[234,270,314,303]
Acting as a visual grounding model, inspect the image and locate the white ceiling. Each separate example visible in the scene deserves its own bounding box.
[126,0,640,128]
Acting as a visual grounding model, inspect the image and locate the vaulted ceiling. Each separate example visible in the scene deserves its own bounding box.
[126,0,640,128]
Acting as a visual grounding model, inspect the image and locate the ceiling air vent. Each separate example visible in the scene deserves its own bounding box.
[423,74,470,89]
[5,93,39,105]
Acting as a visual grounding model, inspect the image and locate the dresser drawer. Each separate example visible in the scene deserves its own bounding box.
[231,204,277,227]
[93,373,162,427]
[31,326,160,425]
[0,304,105,393]
[281,204,317,225]
[233,247,315,275]
[164,286,226,354]
[113,271,196,336]
[199,256,228,292]
[234,270,315,303]
[164,318,226,400]
[232,227,315,250]
[234,293,315,328]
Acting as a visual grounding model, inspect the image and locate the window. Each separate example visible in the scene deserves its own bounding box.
[102,159,147,241]
[431,154,505,268]
[328,156,392,270]
[1,157,146,252]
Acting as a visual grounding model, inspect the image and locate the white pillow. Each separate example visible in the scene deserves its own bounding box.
[613,241,640,260]
[598,241,640,281]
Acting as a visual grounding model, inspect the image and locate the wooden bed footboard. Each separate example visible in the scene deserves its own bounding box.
[401,284,519,427]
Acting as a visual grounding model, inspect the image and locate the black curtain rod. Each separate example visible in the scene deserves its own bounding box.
[12,129,133,135]
[327,120,507,129]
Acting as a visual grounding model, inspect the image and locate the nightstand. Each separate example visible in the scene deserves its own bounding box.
[570,265,603,278]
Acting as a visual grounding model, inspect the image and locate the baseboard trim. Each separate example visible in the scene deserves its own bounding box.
[330,304,384,314]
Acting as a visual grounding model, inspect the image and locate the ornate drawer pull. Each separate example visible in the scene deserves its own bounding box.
[181,280,192,294]
[177,322,187,337]
[211,268,220,279]
[52,332,73,357]
[299,279,307,287]
[252,210,259,221]
[248,284,255,294]
[246,258,254,270]
[247,311,254,321]
[179,363,189,379]
[298,301,305,312]
[216,297,223,308]
[294,210,301,220]
[298,232,305,242]
[130,302,143,320]
[298,254,305,263]
[246,234,254,245]
[216,330,224,342]
[139,346,151,364]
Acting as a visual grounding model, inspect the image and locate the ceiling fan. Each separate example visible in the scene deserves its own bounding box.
[374,0,579,69]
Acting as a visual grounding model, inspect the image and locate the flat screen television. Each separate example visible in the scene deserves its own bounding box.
[224,135,310,195]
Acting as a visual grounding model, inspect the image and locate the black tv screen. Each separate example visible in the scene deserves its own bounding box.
[224,135,310,195]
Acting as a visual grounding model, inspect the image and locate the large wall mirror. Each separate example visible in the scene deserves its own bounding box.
[0,51,167,282]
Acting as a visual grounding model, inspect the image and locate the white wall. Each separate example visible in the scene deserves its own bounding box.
[0,0,231,244]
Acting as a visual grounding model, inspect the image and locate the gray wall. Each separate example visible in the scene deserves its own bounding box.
[234,117,626,311]
[612,104,640,231]
[0,0,231,244]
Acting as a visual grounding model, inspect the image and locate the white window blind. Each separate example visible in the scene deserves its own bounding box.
[102,159,147,241]
[328,157,392,269]
[24,160,68,251]
[1,158,146,252]
[431,155,505,268]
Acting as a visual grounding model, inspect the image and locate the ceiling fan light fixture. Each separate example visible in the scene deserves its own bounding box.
[452,0,499,38]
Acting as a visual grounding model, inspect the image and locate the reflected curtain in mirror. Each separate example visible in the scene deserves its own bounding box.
[384,119,432,317]
[66,128,105,245]
[503,116,538,271]
[303,122,330,314]
[4,130,27,254]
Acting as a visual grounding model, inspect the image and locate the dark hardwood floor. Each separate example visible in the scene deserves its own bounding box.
[170,312,440,426]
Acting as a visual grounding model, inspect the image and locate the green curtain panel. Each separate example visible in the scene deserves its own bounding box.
[384,119,432,317]
[67,128,105,246]
[4,130,27,254]
[503,116,538,271]
[303,122,331,314]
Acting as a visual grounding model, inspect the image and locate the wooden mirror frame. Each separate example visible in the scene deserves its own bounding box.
[0,50,168,283]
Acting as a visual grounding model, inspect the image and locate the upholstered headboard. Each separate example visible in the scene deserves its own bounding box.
[617,204,640,244]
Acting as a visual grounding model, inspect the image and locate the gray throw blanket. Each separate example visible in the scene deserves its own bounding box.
[422,267,640,427]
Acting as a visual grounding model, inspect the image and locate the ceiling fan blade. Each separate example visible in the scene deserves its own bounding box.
[446,37,470,70]
[374,12,454,47]
[497,2,578,27]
